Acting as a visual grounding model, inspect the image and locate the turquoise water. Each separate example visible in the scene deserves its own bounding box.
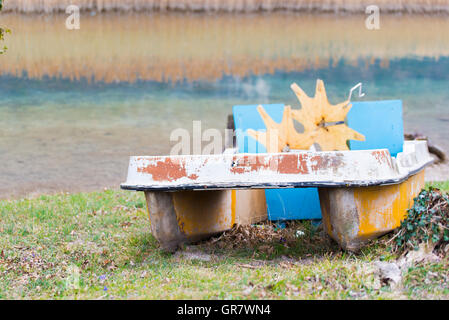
[0,57,448,197]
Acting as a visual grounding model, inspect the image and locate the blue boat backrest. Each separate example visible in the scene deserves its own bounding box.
[233,104,284,153]
[347,100,404,157]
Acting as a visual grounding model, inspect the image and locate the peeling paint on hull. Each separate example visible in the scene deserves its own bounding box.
[319,170,426,251]
[122,141,432,191]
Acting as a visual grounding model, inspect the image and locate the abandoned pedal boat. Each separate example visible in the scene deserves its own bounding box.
[121,140,433,251]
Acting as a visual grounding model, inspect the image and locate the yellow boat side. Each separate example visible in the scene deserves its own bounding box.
[319,170,425,251]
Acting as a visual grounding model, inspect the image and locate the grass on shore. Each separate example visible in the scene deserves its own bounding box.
[0,182,448,299]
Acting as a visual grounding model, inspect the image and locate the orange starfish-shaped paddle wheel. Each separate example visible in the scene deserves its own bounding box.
[248,79,365,152]
[247,105,317,153]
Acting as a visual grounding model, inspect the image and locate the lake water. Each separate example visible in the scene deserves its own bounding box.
[0,13,448,198]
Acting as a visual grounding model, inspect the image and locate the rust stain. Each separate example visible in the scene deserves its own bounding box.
[137,158,187,182]
[371,150,389,165]
[310,154,343,172]
[188,174,199,180]
[230,155,270,174]
[278,154,309,174]
[229,154,319,175]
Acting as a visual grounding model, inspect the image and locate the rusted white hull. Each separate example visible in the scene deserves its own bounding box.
[121,141,433,251]
[122,141,432,191]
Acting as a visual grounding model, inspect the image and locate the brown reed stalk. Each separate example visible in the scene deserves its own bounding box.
[2,0,449,13]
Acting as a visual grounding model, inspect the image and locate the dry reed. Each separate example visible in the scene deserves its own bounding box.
[3,0,449,13]
[0,13,448,83]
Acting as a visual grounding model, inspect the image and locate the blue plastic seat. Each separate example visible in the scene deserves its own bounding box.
[347,100,404,157]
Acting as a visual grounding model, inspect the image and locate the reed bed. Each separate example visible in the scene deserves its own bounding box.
[3,0,449,13]
[1,13,448,83]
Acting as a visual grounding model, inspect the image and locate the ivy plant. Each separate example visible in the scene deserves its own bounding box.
[392,188,449,254]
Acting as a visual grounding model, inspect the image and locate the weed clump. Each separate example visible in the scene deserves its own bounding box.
[391,188,449,256]
[205,222,301,250]
[197,221,337,258]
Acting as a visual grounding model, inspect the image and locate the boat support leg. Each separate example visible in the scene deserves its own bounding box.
[144,189,267,252]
